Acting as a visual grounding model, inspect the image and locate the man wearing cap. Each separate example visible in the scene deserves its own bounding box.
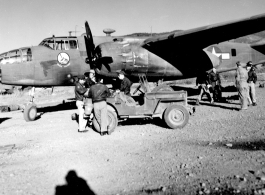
[75,75,88,132]
[84,69,96,88]
[116,70,136,106]
[117,71,132,95]
[246,61,257,106]
[88,76,111,136]
[235,61,249,110]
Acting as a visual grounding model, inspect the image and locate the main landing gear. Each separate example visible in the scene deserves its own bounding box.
[23,87,38,122]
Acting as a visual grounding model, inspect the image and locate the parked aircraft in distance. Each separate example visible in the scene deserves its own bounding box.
[1,13,265,121]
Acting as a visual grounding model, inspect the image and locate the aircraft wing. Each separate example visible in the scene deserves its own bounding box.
[142,13,265,56]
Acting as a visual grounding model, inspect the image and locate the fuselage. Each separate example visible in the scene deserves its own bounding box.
[2,34,263,86]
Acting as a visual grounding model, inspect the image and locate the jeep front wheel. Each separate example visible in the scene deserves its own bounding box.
[163,104,189,129]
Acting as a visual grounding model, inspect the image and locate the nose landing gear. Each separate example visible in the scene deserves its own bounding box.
[23,103,37,122]
[23,87,38,122]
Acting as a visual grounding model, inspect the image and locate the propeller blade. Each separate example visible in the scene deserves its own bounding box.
[84,21,114,73]
[84,21,95,64]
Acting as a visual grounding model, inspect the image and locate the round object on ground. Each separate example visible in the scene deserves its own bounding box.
[163,104,189,129]
[93,110,118,134]
[71,113,78,121]
[84,98,93,115]
[23,103,37,122]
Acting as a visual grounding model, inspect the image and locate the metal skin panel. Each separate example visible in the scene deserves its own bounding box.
[1,60,35,85]
[1,44,89,86]
[204,41,265,73]
[97,41,184,82]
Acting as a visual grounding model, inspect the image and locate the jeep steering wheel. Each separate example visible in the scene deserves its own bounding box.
[133,84,144,95]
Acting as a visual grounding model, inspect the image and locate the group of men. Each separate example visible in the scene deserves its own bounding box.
[75,61,257,134]
[196,61,257,111]
[74,70,133,136]
[196,67,222,105]
[236,61,257,110]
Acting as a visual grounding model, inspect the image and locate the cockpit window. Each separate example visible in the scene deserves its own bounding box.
[0,50,22,64]
[39,39,55,49]
[22,48,32,62]
[69,40,78,49]
[9,50,21,63]
[39,38,78,50]
[0,52,8,64]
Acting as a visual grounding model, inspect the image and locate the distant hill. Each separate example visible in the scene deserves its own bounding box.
[124,30,182,37]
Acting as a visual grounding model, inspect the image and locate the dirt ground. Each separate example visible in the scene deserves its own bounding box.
[1,83,265,195]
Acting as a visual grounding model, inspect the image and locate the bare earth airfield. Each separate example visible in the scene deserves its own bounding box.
[1,82,265,195]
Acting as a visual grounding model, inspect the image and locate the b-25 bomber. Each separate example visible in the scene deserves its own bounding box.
[1,13,265,121]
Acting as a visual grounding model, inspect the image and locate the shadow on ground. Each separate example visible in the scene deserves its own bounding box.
[214,139,265,151]
[37,101,76,114]
[0,117,11,124]
[187,138,265,151]
[55,170,96,195]
[172,85,238,97]
[119,118,167,128]
[197,102,239,110]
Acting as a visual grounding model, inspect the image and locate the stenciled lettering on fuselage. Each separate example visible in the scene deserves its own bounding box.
[57,52,70,67]
[207,46,230,61]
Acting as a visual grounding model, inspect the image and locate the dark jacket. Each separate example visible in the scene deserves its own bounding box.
[88,83,111,103]
[247,69,257,83]
[120,77,132,96]
[84,78,96,88]
[208,72,221,87]
[75,82,87,101]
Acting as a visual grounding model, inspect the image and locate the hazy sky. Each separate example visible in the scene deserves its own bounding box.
[1,0,265,53]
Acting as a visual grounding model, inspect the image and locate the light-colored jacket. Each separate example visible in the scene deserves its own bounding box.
[235,66,248,88]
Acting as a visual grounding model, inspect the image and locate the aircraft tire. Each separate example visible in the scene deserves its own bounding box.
[23,103,37,122]
[92,110,118,134]
[163,104,189,129]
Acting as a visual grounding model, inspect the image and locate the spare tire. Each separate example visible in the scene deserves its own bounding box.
[93,110,118,134]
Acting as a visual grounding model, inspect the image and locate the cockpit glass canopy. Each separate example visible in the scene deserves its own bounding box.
[39,37,78,50]
[0,48,32,64]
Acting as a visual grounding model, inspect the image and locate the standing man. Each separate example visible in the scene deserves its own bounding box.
[75,75,88,132]
[246,61,257,106]
[235,61,249,110]
[88,76,111,136]
[196,72,213,105]
[208,68,222,102]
